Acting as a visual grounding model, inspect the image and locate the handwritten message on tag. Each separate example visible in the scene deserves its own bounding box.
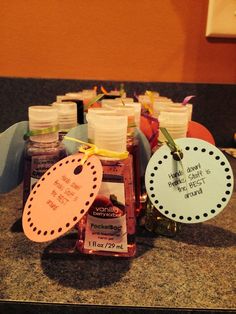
[23,153,103,242]
[145,138,234,223]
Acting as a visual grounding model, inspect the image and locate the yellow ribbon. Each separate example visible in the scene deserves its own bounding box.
[144,90,154,115]
[64,136,129,164]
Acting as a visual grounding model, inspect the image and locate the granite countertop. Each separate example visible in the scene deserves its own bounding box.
[0,157,236,313]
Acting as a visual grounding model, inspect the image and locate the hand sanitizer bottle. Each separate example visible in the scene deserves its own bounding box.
[77,115,136,257]
[23,106,67,208]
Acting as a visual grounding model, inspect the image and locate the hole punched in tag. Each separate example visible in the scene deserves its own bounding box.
[74,165,83,175]
[172,150,184,161]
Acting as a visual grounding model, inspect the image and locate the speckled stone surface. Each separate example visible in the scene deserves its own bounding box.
[0,163,236,313]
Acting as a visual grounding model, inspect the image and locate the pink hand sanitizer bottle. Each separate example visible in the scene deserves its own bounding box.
[23,106,67,208]
[77,115,136,257]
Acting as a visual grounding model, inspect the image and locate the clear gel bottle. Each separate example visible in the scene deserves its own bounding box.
[23,106,67,208]
[115,106,142,216]
[77,116,136,257]
[87,103,141,216]
[51,101,77,141]
[145,109,189,237]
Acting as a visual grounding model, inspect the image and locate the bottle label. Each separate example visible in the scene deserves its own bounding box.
[84,181,128,252]
[30,155,59,190]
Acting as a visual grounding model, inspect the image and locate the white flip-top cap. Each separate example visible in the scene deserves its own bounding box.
[159,111,188,124]
[169,102,192,121]
[65,92,83,100]
[87,107,114,116]
[29,106,58,129]
[52,101,77,131]
[115,97,134,104]
[101,99,120,107]
[153,100,190,118]
[138,95,152,104]
[94,115,128,153]
[124,102,141,128]
[28,106,59,142]
[81,89,97,99]
[87,108,117,143]
[158,110,189,141]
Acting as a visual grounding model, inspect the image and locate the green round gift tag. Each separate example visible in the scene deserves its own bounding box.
[145,138,234,224]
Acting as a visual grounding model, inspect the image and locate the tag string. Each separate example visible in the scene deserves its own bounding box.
[160,127,183,159]
[160,128,189,191]
[145,90,154,115]
[24,125,59,140]
[64,136,129,164]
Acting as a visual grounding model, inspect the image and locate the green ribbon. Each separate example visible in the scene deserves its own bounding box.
[160,127,189,192]
[119,83,125,97]
[84,93,104,110]
[160,127,183,161]
[24,125,59,140]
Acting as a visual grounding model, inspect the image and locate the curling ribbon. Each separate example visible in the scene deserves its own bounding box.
[160,127,184,163]
[64,136,129,164]
[84,94,104,110]
[160,127,188,191]
[141,111,159,148]
[24,125,59,140]
[182,95,195,106]
[101,86,109,95]
[119,83,125,97]
[133,92,139,101]
[144,90,154,115]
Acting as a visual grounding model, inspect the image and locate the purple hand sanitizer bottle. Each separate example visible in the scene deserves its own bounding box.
[23,106,67,208]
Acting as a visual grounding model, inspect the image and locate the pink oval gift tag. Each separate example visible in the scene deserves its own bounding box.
[23,153,103,242]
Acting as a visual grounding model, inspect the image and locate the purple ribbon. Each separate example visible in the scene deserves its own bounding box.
[182,95,195,106]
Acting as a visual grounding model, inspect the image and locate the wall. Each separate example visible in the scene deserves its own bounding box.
[0,0,235,83]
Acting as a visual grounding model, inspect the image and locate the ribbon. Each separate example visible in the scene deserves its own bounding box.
[64,136,129,164]
[141,111,159,146]
[101,86,109,95]
[182,95,195,106]
[160,128,189,192]
[84,94,104,110]
[133,92,139,101]
[160,127,183,161]
[24,125,59,140]
[119,83,125,97]
[145,90,155,103]
[144,90,154,115]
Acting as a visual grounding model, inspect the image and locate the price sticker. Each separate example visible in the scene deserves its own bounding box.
[23,153,103,242]
[145,138,234,223]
